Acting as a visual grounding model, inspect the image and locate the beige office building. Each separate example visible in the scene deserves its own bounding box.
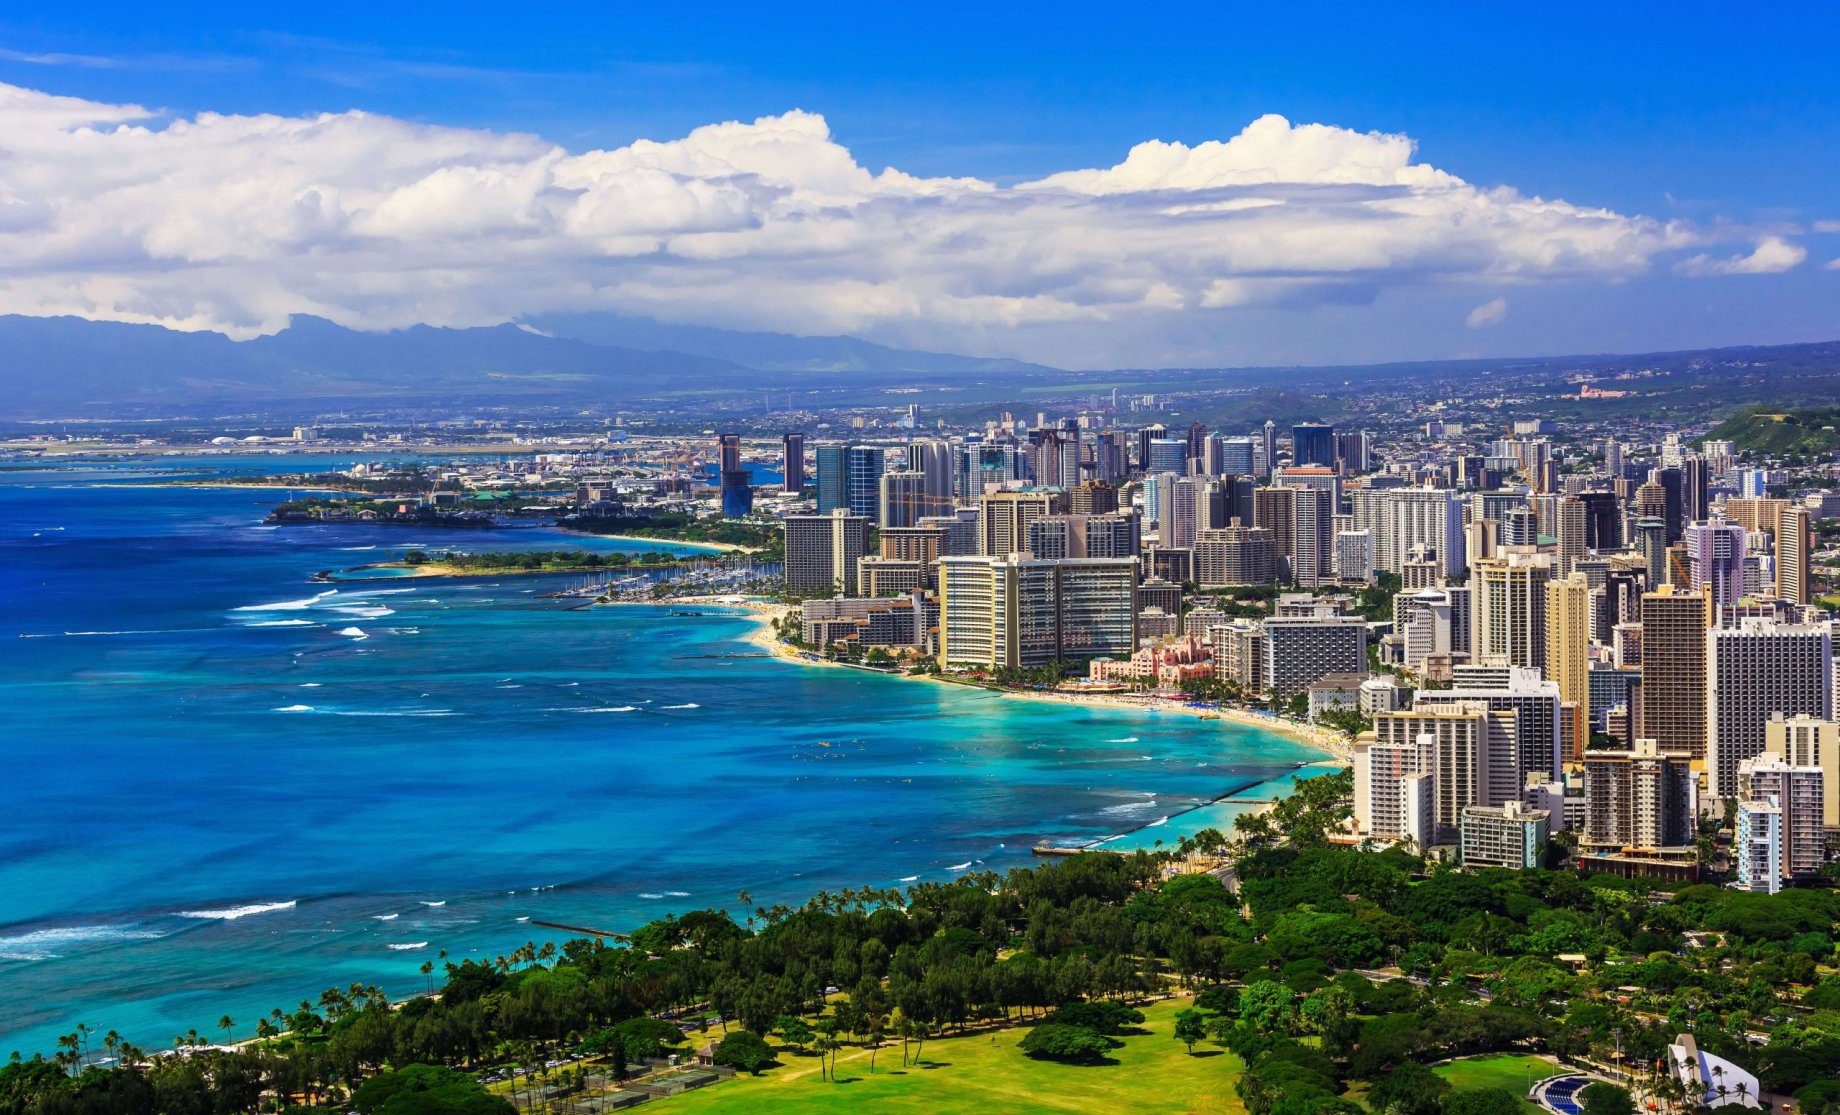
[1639,584,1713,760]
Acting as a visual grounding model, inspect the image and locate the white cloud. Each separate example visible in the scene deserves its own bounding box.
[1673,235,1807,277]
[1813,219,1840,234]
[1466,296,1508,328]
[0,82,1756,349]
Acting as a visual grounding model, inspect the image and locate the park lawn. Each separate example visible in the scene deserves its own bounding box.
[667,998,1249,1115]
[1434,1053,1556,1113]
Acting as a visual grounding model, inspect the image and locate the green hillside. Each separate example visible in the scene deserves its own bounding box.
[1709,405,1840,455]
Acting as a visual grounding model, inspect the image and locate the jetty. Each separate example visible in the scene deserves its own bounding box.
[528,919,630,942]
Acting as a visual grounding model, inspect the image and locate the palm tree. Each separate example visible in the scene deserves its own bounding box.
[422,960,435,994]
[101,1030,121,1067]
[218,1015,236,1046]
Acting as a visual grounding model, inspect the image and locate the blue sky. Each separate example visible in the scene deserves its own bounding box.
[1,2,1836,367]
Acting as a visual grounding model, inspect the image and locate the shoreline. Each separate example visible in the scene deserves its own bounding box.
[556,530,741,554]
[667,595,1355,764]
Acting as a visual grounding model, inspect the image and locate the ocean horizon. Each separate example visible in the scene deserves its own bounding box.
[0,456,1325,1057]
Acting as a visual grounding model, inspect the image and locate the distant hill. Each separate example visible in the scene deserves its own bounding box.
[0,313,1064,417]
[521,312,1059,376]
[0,314,750,414]
[1709,405,1840,455]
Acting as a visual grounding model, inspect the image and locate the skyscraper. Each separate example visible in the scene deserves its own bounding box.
[1707,620,1833,798]
[1582,738,1696,857]
[978,490,1057,557]
[1778,507,1812,605]
[816,443,884,516]
[1685,521,1747,609]
[1640,584,1713,759]
[879,470,931,528]
[1292,422,1335,467]
[782,432,806,493]
[937,556,1137,669]
[907,439,957,517]
[1472,550,1553,670]
[1290,486,1334,588]
[1547,572,1592,762]
[783,510,872,595]
[1145,437,1188,476]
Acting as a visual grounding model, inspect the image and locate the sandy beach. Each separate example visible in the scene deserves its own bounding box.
[679,595,1356,763]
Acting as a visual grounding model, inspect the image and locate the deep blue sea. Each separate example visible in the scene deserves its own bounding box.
[0,455,1321,1056]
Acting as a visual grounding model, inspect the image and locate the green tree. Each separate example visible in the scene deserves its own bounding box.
[1580,1082,1636,1115]
[712,1031,774,1074]
[1173,1009,1207,1054]
[1019,1023,1112,1063]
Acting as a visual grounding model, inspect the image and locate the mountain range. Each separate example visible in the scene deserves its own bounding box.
[0,313,1061,416]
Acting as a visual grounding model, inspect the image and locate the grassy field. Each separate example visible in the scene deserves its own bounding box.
[1433,1053,1557,1113]
[665,998,1249,1115]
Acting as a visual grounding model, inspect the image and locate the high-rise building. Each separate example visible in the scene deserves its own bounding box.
[919,509,981,557]
[1185,421,1208,474]
[782,432,806,493]
[719,470,754,517]
[1736,752,1827,887]
[1778,507,1812,605]
[1145,437,1188,477]
[1069,480,1119,516]
[1768,714,1840,829]
[1547,572,1592,762]
[1723,496,1790,540]
[1578,491,1621,550]
[1417,666,1563,785]
[1684,521,1747,609]
[937,556,1137,669]
[1733,798,1785,894]
[959,441,1025,500]
[880,525,947,564]
[1353,487,1465,578]
[1213,436,1257,477]
[1473,550,1553,670]
[1335,529,1374,584]
[1707,620,1833,798]
[979,490,1057,557]
[1640,584,1714,759]
[1292,422,1335,467]
[783,510,873,595]
[1261,420,1277,479]
[1134,423,1168,474]
[907,440,957,518]
[1254,485,1298,584]
[1091,431,1127,483]
[1290,486,1335,588]
[1552,496,1587,576]
[1634,517,1669,584]
[1261,612,1368,696]
[815,443,885,517]
[1368,703,1519,842]
[1335,430,1372,475]
[1581,738,1696,857]
[1194,523,1278,587]
[878,470,930,528]
[1352,734,1437,849]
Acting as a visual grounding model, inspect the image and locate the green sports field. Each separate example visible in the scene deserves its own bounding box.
[667,998,1250,1115]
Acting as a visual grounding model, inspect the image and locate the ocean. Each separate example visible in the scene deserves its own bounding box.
[0,455,1323,1056]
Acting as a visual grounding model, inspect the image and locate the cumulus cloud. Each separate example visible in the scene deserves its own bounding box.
[0,81,1748,344]
[1466,296,1508,328]
[1673,235,1807,277]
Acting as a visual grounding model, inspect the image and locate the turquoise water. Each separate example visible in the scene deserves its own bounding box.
[0,459,1322,1056]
